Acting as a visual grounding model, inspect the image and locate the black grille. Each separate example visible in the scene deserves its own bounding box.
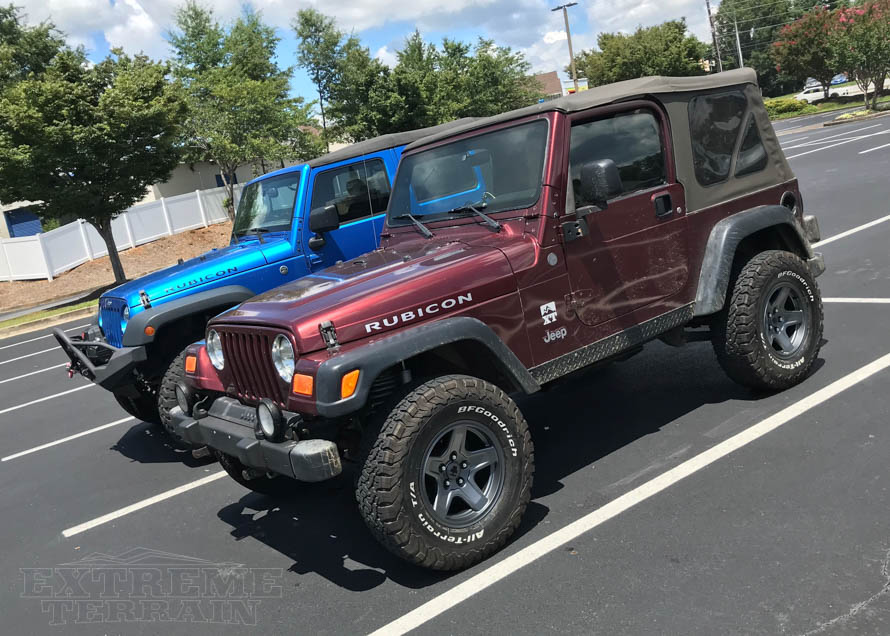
[217,328,287,406]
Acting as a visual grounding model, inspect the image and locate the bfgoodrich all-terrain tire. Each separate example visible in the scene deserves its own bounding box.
[158,347,188,437]
[356,375,534,570]
[713,250,823,390]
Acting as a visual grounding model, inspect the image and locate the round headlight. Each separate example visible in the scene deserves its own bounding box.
[206,329,225,370]
[122,305,130,321]
[271,334,295,382]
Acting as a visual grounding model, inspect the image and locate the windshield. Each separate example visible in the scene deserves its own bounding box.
[233,172,301,236]
[387,120,549,226]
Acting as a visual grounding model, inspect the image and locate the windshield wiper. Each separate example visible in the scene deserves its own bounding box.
[234,228,269,243]
[447,201,501,232]
[392,213,434,239]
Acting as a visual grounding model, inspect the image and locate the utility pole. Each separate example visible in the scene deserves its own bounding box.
[552,3,579,92]
[705,0,723,72]
[733,17,744,67]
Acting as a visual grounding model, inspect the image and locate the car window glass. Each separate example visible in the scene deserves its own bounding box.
[310,158,391,225]
[569,109,666,206]
[688,91,747,186]
[232,172,300,235]
[735,114,769,178]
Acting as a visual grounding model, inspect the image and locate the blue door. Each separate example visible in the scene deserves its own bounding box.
[6,208,42,237]
[304,154,391,268]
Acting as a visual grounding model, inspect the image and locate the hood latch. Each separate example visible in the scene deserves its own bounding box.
[319,320,340,353]
[139,290,152,309]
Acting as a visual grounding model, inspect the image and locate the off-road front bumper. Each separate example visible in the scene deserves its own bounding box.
[172,397,341,483]
[53,326,147,392]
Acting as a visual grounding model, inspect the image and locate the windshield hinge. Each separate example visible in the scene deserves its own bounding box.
[319,320,340,353]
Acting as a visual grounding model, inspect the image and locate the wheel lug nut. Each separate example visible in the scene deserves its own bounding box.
[451,452,457,460]
[457,478,464,486]
[461,461,467,469]
[444,479,450,487]
[439,464,446,472]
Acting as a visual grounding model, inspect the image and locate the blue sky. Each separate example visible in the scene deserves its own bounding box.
[17,0,714,111]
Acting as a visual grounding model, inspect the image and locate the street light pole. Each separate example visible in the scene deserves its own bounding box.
[552,3,579,92]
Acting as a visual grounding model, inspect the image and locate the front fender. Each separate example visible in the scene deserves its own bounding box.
[122,285,255,346]
[694,205,819,317]
[313,317,540,419]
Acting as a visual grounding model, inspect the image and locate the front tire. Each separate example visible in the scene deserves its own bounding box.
[215,451,298,497]
[158,347,188,437]
[356,375,534,570]
[712,250,823,390]
[114,387,160,424]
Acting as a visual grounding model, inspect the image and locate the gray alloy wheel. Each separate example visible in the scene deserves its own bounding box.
[761,281,809,359]
[421,421,505,528]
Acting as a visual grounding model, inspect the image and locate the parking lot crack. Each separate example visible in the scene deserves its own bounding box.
[800,546,890,635]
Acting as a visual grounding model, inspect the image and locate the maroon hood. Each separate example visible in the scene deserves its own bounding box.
[214,231,529,353]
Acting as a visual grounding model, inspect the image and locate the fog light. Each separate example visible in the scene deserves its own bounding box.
[175,382,193,416]
[256,398,284,442]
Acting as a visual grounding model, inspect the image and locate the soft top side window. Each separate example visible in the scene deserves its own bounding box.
[569,108,667,207]
[734,114,768,178]
[688,91,747,186]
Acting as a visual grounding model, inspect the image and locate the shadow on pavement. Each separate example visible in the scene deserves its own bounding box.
[111,421,215,467]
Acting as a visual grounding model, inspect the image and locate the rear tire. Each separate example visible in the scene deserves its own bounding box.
[712,250,823,390]
[114,388,160,424]
[356,375,534,570]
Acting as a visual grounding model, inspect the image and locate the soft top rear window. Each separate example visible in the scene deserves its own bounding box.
[688,91,747,186]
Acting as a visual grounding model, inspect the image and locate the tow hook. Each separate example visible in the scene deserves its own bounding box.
[66,362,75,379]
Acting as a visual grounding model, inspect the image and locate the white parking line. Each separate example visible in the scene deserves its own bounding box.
[786,128,890,159]
[0,324,90,351]
[1,416,133,462]
[0,384,94,415]
[369,352,890,636]
[823,298,890,304]
[859,142,890,155]
[783,124,882,150]
[0,363,67,385]
[62,471,227,538]
[0,347,59,366]
[813,213,890,247]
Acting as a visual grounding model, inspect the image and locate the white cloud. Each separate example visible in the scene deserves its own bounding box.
[374,45,398,68]
[542,30,567,44]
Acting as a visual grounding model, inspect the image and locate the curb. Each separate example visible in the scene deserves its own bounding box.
[0,307,96,340]
[823,110,890,127]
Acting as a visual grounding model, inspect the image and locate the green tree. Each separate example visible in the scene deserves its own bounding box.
[573,20,708,87]
[829,1,890,110]
[293,8,342,151]
[0,4,64,90]
[170,3,319,218]
[772,8,836,100]
[0,48,186,283]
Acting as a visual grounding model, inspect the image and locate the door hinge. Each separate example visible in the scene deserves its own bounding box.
[561,217,589,243]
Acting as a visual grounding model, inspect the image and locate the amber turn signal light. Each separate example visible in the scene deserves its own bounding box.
[184,355,197,373]
[292,373,314,396]
[341,370,360,399]
[144,326,155,336]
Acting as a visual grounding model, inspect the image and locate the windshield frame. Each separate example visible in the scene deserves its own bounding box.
[232,169,304,239]
[385,116,552,230]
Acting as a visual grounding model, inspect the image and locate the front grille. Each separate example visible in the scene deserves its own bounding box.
[99,297,128,348]
[217,327,287,406]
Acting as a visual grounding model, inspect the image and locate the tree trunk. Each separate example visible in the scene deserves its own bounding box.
[219,167,236,221]
[95,219,126,284]
[318,89,330,153]
[823,83,830,101]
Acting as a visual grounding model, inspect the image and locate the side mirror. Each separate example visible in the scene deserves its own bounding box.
[309,204,340,234]
[578,159,622,210]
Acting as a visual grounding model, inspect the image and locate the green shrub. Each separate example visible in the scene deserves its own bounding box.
[764,97,812,118]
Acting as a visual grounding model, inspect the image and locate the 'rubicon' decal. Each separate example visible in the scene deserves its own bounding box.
[364,293,473,333]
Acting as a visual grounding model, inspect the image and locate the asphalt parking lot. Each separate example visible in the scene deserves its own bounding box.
[2,110,890,635]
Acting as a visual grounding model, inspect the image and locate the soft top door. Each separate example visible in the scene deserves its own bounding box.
[562,102,690,328]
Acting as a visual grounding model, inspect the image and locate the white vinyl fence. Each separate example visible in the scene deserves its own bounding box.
[0,184,242,281]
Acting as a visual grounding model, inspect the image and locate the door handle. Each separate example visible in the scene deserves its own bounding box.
[653,193,673,218]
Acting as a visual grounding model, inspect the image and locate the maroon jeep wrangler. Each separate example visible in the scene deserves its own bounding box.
[173,68,824,570]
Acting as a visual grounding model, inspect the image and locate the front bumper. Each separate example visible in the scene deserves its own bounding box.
[53,326,147,392]
[173,397,341,483]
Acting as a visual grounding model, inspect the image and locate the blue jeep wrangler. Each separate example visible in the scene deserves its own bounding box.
[54,122,468,433]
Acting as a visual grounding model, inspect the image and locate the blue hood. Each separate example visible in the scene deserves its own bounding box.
[103,239,275,308]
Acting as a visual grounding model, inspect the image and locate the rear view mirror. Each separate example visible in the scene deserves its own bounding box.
[309,204,340,234]
[579,159,623,210]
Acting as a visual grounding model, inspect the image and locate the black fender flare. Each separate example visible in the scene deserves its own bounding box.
[122,285,255,347]
[314,317,540,419]
[693,205,815,317]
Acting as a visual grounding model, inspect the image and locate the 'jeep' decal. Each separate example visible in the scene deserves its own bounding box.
[164,267,238,295]
[364,293,473,333]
